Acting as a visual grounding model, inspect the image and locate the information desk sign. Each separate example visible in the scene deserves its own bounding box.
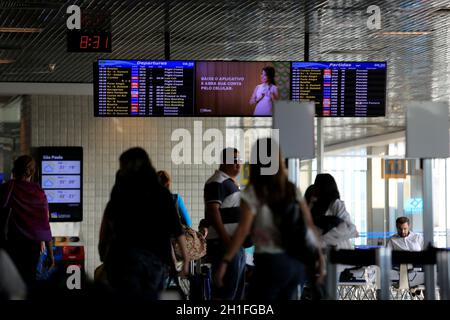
[382,159,406,179]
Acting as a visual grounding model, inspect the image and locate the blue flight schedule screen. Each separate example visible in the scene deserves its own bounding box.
[95,60,195,116]
[291,62,387,117]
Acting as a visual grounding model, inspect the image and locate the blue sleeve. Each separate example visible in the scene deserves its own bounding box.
[177,195,192,227]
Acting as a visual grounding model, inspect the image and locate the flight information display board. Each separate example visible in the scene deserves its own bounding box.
[94,60,195,116]
[291,62,387,117]
[38,147,83,222]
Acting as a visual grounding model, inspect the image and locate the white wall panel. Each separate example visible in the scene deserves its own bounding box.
[30,95,225,277]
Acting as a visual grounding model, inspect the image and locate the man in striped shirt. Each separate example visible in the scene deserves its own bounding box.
[204,148,246,300]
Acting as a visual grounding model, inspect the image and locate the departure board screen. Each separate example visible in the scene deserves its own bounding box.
[291,62,387,117]
[94,60,195,116]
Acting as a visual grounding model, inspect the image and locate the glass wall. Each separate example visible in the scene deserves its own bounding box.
[432,158,450,248]
[300,148,368,246]
[203,117,450,249]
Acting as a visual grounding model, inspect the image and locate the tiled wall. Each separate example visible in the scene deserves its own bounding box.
[28,95,226,277]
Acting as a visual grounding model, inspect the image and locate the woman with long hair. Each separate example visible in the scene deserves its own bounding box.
[249,66,279,116]
[98,147,189,300]
[214,139,324,301]
[157,170,192,227]
[0,155,54,289]
[311,173,359,249]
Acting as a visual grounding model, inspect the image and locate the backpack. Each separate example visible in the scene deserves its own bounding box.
[275,200,319,266]
[172,225,207,261]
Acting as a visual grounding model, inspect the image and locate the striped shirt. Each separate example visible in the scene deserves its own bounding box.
[204,170,240,240]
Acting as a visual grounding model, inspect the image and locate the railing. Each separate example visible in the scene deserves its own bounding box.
[325,247,450,300]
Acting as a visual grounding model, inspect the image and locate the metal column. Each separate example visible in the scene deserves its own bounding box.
[423,159,436,299]
[437,250,450,300]
[325,248,337,300]
[317,118,323,174]
[376,247,392,300]
[288,159,299,187]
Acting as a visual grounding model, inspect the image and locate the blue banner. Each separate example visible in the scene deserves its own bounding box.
[292,61,386,70]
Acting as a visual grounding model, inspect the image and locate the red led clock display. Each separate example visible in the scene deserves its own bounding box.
[67,30,112,53]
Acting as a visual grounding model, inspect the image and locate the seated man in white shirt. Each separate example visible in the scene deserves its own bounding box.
[387,217,425,291]
[387,216,424,252]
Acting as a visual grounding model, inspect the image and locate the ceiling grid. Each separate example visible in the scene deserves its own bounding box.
[1,0,450,145]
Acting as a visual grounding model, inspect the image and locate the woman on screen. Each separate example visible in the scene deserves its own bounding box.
[249,66,279,116]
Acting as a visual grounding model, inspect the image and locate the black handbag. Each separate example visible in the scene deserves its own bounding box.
[0,181,14,244]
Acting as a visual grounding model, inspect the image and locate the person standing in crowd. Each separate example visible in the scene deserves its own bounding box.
[0,155,54,289]
[157,170,192,227]
[98,147,189,300]
[204,147,246,300]
[304,184,318,210]
[198,218,209,238]
[387,216,424,251]
[214,139,325,301]
[249,66,279,116]
[311,173,359,249]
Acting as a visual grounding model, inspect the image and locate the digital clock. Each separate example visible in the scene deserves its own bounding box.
[67,30,112,53]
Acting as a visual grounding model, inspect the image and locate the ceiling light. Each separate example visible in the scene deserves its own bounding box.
[0,27,43,33]
[0,59,15,64]
[380,31,431,36]
[433,8,450,14]
[324,50,374,54]
[0,2,61,10]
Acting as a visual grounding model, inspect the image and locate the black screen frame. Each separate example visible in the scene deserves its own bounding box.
[93,59,197,117]
[93,59,387,118]
[38,146,83,223]
[93,59,292,118]
[289,61,388,118]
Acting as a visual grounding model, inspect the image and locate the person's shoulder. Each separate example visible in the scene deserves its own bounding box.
[411,231,423,239]
[32,181,45,191]
[19,181,45,193]
[389,234,400,240]
[240,185,259,212]
[331,199,345,210]
[289,182,301,197]
[241,185,256,200]
[205,170,227,185]
[156,185,173,201]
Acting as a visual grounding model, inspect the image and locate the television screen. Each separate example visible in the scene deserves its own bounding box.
[195,61,290,116]
[38,147,83,222]
[94,60,195,116]
[291,62,387,117]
